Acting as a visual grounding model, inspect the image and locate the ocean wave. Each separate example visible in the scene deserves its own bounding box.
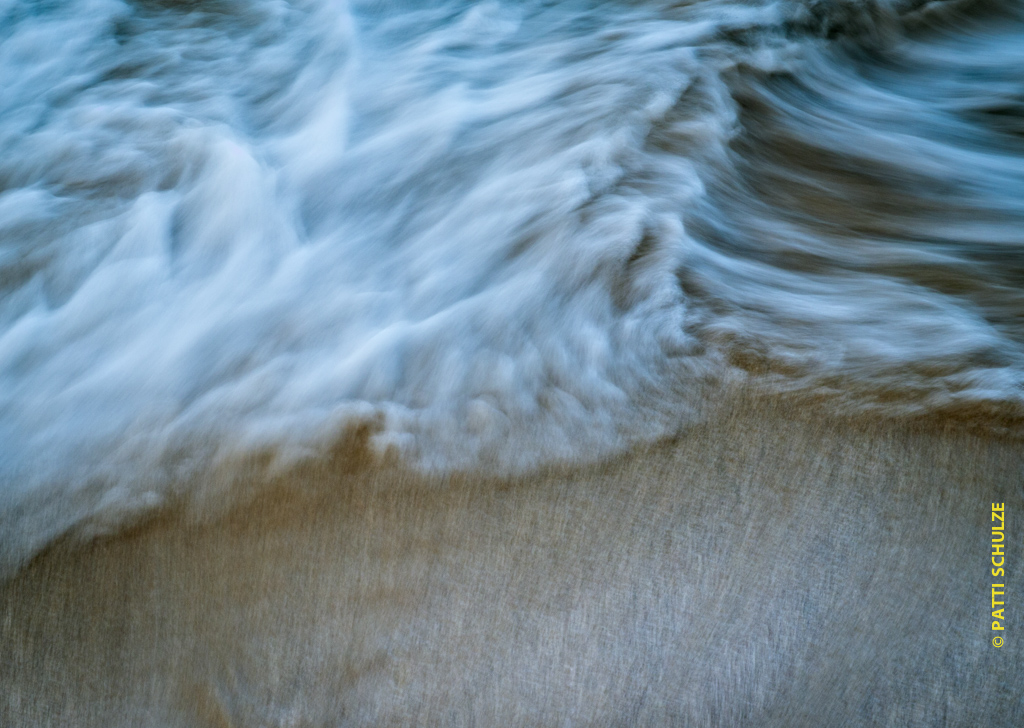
[1,0,1022,574]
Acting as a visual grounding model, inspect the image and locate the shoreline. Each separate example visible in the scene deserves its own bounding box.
[2,391,1021,726]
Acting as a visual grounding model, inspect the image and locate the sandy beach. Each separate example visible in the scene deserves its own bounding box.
[3,392,1020,726]
[2,0,1024,725]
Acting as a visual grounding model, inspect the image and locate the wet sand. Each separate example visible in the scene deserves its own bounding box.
[2,393,1021,727]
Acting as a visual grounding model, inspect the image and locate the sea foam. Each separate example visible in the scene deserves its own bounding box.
[1,0,1023,574]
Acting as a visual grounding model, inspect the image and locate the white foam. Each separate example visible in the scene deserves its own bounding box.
[1,0,1023,573]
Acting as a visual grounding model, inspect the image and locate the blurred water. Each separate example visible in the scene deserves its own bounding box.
[1,0,1023,571]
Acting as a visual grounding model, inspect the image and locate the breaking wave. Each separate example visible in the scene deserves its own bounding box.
[2,0,1023,573]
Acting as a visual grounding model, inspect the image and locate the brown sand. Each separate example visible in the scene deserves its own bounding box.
[2,393,1021,726]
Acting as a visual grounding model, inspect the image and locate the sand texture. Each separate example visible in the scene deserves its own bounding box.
[2,394,1021,727]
